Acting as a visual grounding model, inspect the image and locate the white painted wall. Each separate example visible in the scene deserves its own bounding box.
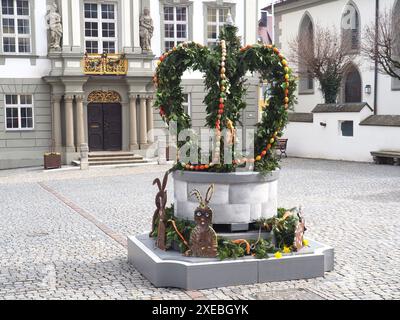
[277,0,400,115]
[283,108,400,162]
[0,0,51,78]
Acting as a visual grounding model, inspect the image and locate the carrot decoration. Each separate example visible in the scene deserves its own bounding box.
[168,219,189,248]
[232,239,251,255]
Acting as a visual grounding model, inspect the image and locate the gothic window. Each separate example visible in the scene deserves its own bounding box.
[4,94,34,130]
[298,13,314,93]
[391,1,400,90]
[341,2,360,51]
[84,2,117,54]
[163,5,188,52]
[343,65,362,103]
[1,0,31,53]
[394,1,400,54]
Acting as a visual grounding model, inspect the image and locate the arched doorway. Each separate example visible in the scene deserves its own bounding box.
[87,91,122,151]
[344,66,362,103]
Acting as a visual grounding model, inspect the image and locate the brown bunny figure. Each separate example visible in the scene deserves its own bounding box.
[150,171,169,250]
[185,184,218,258]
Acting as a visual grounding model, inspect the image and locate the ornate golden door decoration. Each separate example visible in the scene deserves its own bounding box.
[83,53,128,75]
[87,90,122,103]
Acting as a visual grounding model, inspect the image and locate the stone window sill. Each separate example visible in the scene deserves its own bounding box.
[391,78,400,91]
[298,89,314,95]
[0,54,39,66]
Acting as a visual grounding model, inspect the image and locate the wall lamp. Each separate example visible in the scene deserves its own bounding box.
[365,84,372,95]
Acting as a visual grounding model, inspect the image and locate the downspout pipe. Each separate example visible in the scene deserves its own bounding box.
[374,0,379,115]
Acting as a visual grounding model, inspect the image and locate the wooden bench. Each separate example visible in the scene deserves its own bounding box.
[276,139,288,159]
[371,150,400,166]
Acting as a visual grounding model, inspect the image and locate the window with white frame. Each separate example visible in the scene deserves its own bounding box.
[206,7,230,47]
[84,2,117,53]
[1,0,31,53]
[163,5,188,52]
[4,94,34,130]
[182,93,191,116]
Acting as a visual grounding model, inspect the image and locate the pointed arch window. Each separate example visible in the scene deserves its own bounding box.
[392,0,400,90]
[298,13,314,93]
[343,65,362,103]
[341,2,360,51]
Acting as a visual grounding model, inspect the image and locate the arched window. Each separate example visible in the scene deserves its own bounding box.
[343,65,362,103]
[298,13,314,93]
[341,2,360,51]
[394,0,400,56]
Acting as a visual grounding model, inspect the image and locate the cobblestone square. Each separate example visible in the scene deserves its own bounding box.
[0,158,399,300]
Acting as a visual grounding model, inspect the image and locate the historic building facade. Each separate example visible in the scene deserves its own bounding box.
[0,0,267,169]
[264,0,400,161]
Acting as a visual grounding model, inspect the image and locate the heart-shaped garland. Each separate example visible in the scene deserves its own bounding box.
[153,25,296,173]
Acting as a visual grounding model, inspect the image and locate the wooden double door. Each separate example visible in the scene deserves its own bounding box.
[88,103,122,151]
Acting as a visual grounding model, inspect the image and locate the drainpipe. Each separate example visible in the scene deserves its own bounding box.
[271,0,275,44]
[373,0,379,115]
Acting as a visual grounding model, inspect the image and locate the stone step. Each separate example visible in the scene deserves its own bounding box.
[88,159,148,166]
[88,156,143,161]
[88,152,139,158]
[88,153,138,158]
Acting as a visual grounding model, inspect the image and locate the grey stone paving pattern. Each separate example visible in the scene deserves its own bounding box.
[0,159,400,300]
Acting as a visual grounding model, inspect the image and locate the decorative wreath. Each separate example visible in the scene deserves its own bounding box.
[153,23,296,173]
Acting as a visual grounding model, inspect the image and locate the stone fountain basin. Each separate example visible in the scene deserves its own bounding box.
[173,170,279,227]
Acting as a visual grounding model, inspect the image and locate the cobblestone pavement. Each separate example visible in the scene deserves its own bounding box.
[1,159,400,300]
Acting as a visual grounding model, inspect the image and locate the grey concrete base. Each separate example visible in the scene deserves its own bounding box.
[128,233,334,290]
[173,171,280,228]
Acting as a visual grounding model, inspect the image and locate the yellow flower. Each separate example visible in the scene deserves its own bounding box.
[283,246,291,254]
[303,239,309,247]
[274,251,282,259]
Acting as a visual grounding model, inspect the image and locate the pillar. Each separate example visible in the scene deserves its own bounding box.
[75,95,85,150]
[139,95,148,147]
[71,0,82,51]
[244,0,258,45]
[129,94,138,150]
[132,0,141,52]
[64,95,75,151]
[146,95,154,144]
[61,0,70,48]
[122,0,132,51]
[52,95,62,152]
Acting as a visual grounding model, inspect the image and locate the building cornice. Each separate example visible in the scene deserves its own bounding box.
[263,0,338,15]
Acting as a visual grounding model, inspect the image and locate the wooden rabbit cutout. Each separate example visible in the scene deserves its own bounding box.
[150,171,169,250]
[185,184,218,258]
[294,207,307,251]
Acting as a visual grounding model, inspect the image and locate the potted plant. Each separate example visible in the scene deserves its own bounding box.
[44,141,61,170]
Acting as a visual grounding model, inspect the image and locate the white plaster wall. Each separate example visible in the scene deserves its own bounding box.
[0,0,51,78]
[278,0,400,115]
[283,110,400,162]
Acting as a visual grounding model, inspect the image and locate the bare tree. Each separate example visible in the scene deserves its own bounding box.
[289,24,357,103]
[362,10,400,80]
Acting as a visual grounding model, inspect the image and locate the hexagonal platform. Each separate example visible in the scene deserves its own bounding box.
[128,233,334,290]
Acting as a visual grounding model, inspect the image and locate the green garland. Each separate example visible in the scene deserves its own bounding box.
[151,205,305,260]
[154,24,297,175]
[256,208,300,250]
